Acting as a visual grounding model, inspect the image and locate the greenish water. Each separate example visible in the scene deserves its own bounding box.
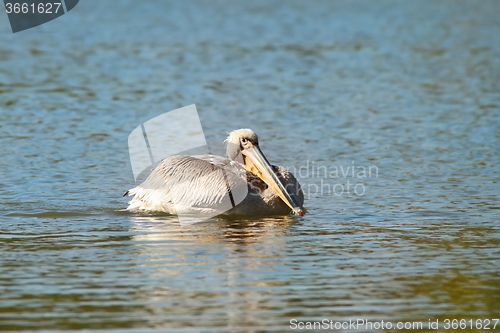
[1,1,499,332]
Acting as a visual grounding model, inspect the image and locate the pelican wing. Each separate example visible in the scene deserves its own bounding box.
[126,155,247,214]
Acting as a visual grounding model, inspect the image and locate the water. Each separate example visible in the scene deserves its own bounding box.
[1,1,499,331]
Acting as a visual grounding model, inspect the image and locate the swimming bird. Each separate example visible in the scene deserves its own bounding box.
[124,129,304,216]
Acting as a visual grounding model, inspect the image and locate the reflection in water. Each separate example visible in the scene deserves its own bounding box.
[129,215,297,329]
[123,215,500,329]
[1,213,499,330]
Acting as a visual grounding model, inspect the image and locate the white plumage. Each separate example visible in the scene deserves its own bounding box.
[125,129,305,216]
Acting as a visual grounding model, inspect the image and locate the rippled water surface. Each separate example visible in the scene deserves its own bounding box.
[1,1,499,332]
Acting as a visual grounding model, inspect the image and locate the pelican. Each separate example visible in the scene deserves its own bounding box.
[124,129,304,216]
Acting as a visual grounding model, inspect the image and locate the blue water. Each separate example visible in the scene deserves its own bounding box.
[1,1,499,331]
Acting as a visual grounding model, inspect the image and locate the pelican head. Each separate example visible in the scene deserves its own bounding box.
[225,129,304,216]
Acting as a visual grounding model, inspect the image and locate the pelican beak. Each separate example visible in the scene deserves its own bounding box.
[242,145,304,216]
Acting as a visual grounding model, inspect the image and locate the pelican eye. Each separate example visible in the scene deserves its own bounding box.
[241,138,248,143]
